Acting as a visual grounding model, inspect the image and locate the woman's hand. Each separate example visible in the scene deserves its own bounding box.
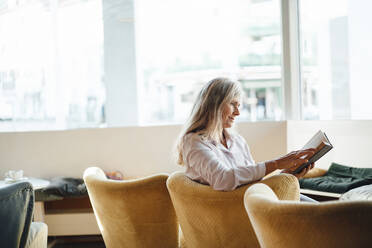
[275,148,316,170]
[282,162,315,179]
[264,148,315,176]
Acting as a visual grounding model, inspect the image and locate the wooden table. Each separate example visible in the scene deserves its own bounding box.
[300,188,341,201]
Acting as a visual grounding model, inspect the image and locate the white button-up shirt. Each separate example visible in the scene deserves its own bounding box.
[182,132,266,191]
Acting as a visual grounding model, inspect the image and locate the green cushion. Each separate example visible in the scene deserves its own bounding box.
[300,163,372,193]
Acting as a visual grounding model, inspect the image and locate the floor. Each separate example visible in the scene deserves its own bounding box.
[48,235,105,248]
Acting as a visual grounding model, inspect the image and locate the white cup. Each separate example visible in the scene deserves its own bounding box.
[5,170,24,180]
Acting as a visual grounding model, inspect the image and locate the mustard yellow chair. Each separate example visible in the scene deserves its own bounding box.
[166,172,299,248]
[244,183,372,248]
[303,167,327,178]
[83,167,179,248]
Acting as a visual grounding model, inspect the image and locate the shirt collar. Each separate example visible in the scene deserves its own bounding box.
[222,129,233,149]
[199,130,234,150]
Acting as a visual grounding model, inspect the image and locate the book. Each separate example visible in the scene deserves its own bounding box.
[293,130,333,174]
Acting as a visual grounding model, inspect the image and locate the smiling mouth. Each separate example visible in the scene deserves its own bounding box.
[228,117,235,121]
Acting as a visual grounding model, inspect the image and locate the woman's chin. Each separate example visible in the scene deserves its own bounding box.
[223,123,234,128]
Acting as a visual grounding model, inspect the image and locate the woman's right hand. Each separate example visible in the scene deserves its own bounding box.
[275,148,316,170]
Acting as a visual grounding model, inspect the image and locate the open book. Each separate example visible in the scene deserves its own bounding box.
[293,130,333,174]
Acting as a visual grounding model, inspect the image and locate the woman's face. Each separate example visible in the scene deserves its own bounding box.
[222,98,240,128]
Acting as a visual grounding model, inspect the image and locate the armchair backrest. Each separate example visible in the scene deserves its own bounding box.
[83,167,178,248]
[166,172,299,248]
[244,183,372,248]
[0,182,34,248]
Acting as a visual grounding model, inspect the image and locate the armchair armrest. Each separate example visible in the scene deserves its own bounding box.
[303,168,327,178]
[259,173,300,201]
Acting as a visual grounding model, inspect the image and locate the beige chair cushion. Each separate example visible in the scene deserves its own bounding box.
[303,167,327,178]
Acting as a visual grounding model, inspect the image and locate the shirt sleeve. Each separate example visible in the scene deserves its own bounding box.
[183,134,266,191]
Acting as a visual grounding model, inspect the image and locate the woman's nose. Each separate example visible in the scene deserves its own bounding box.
[234,108,240,116]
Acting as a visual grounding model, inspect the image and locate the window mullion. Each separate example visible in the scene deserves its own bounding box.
[281,0,301,120]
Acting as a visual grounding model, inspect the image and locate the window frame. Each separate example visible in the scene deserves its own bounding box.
[281,0,302,120]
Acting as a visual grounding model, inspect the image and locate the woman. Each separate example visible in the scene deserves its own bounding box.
[177,77,315,193]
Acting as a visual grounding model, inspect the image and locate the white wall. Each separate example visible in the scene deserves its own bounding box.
[237,121,287,162]
[0,125,180,178]
[1,120,372,180]
[0,122,286,179]
[287,120,372,169]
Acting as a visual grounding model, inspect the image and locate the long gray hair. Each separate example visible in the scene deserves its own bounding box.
[176,77,242,165]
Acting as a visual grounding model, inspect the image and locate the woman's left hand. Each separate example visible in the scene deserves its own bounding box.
[282,162,315,179]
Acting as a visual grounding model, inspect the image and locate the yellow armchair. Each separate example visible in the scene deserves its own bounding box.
[303,167,327,178]
[83,167,179,248]
[244,183,372,248]
[166,172,299,248]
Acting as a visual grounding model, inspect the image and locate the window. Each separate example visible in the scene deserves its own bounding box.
[136,0,283,125]
[2,0,370,132]
[299,0,372,120]
[0,0,104,131]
